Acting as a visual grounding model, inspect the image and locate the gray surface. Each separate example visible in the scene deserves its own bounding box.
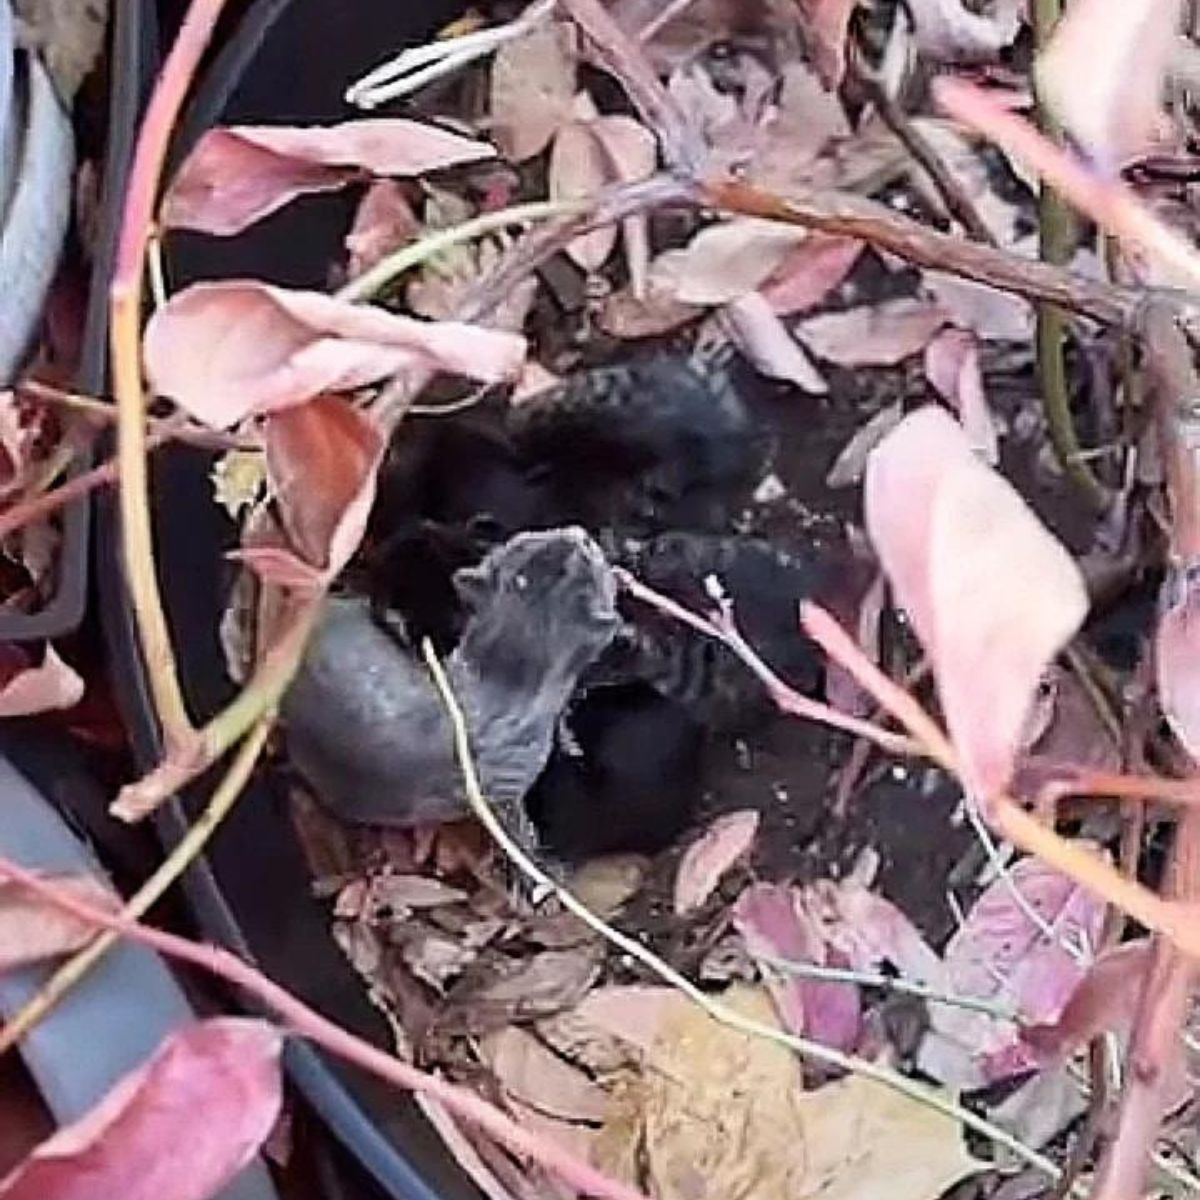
[0,754,277,1200]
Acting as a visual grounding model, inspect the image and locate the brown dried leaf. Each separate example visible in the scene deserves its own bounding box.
[489,21,577,161]
[796,298,948,367]
[481,1026,609,1122]
[673,810,759,915]
[14,0,107,98]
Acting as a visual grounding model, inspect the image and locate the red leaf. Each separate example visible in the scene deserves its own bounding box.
[1156,570,1200,761]
[733,883,862,1051]
[0,645,84,718]
[0,1019,283,1200]
[264,395,384,581]
[162,122,493,236]
[0,873,119,970]
[864,406,1088,798]
[673,810,759,915]
[759,234,863,316]
[923,327,998,464]
[142,281,526,429]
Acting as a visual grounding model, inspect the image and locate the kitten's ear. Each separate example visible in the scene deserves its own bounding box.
[452,563,491,607]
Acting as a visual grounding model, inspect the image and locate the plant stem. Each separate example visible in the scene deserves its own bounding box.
[111,0,230,752]
[0,717,273,1055]
[1032,0,1107,510]
[335,197,591,304]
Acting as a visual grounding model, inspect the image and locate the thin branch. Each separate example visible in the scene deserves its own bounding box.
[0,717,274,1055]
[112,0,232,750]
[0,858,649,1200]
[421,641,1064,1182]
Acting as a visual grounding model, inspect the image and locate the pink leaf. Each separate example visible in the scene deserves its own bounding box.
[0,873,119,970]
[923,327,998,463]
[1022,939,1151,1062]
[264,395,384,582]
[1035,0,1179,172]
[162,122,493,236]
[143,281,526,428]
[0,645,83,717]
[0,1019,283,1200]
[931,857,1105,1083]
[345,180,419,278]
[722,293,828,393]
[792,0,856,88]
[864,407,1088,797]
[795,298,949,367]
[1155,571,1200,760]
[673,810,759,915]
[734,883,861,1050]
[759,234,864,316]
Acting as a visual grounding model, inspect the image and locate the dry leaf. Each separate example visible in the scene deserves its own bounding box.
[906,0,1025,62]
[674,810,759,915]
[161,121,493,236]
[0,643,84,717]
[924,327,998,463]
[489,21,577,161]
[651,218,805,306]
[825,402,904,488]
[793,0,857,88]
[14,0,107,98]
[864,406,1088,797]
[922,269,1033,343]
[723,293,828,393]
[796,298,948,366]
[481,1026,609,1122]
[345,179,419,278]
[597,284,702,339]
[263,394,383,582]
[593,985,981,1200]
[550,121,616,271]
[143,280,526,428]
[0,872,118,969]
[760,234,864,316]
[0,1019,282,1200]
[1036,0,1179,171]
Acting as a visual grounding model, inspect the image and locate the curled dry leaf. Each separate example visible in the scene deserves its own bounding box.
[864,407,1088,797]
[0,871,119,970]
[1035,0,1179,172]
[924,327,998,463]
[928,856,1105,1086]
[345,179,419,278]
[481,1026,609,1123]
[0,643,84,717]
[722,292,828,393]
[825,401,904,489]
[906,0,1025,62]
[733,883,861,1051]
[796,298,949,367]
[143,281,526,428]
[161,121,493,236]
[673,809,759,915]
[759,234,864,317]
[262,395,384,584]
[0,1018,283,1200]
[13,0,108,99]
[597,284,702,339]
[651,218,805,306]
[489,20,577,162]
[1155,568,1200,760]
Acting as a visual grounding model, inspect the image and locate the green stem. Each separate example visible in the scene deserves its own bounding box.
[1033,0,1107,511]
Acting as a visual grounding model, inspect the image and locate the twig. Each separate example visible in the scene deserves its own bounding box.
[111,592,320,822]
[753,953,1019,1021]
[421,641,1064,1181]
[702,178,1147,329]
[558,0,699,171]
[112,0,231,751]
[0,858,649,1200]
[0,717,274,1055]
[849,58,997,246]
[1031,0,1107,511]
